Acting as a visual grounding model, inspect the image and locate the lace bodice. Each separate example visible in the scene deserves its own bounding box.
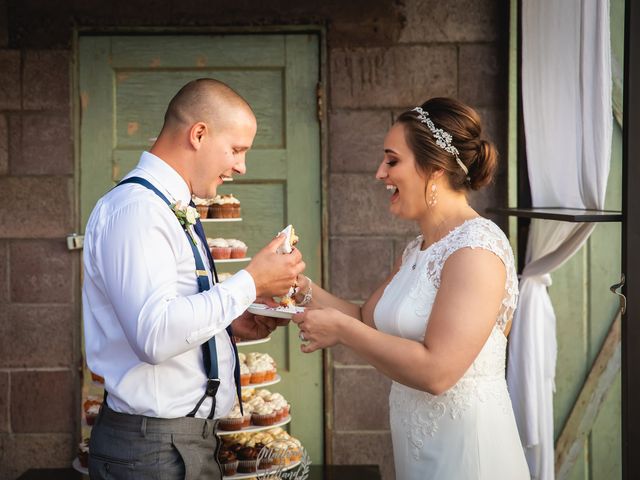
[374,217,519,460]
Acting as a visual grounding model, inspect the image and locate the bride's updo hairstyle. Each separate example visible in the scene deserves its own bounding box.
[396,97,498,191]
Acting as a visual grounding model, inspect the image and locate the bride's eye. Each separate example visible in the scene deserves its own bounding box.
[386,160,398,166]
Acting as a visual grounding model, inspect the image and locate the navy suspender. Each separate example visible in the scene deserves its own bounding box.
[116,176,242,419]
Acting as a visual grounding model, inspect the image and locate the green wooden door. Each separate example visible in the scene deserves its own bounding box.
[79,34,323,461]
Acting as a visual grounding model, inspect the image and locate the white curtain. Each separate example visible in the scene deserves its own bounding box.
[506,1,612,479]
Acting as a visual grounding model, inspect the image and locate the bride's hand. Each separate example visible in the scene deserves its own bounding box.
[291,307,345,353]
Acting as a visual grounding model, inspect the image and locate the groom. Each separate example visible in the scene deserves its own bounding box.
[82,78,304,479]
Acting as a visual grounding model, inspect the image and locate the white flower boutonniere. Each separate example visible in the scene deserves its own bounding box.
[171,200,200,245]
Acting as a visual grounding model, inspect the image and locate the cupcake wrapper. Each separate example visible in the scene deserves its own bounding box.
[237,459,259,473]
[251,413,277,426]
[222,460,239,476]
[218,417,246,431]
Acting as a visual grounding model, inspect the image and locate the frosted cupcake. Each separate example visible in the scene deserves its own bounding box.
[192,195,210,219]
[219,405,251,431]
[210,194,241,218]
[227,239,248,259]
[249,360,271,385]
[251,403,277,426]
[240,363,251,386]
[207,238,231,259]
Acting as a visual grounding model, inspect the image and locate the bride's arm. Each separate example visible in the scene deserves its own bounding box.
[293,248,505,394]
[294,256,401,328]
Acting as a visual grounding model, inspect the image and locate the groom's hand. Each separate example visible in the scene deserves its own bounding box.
[245,234,305,298]
[231,297,290,340]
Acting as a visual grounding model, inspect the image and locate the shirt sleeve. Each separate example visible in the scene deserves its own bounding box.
[94,198,256,365]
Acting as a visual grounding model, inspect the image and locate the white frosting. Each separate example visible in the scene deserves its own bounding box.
[207,238,229,248]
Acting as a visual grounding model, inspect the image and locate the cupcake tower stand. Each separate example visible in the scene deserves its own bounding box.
[208,192,303,478]
[219,336,301,478]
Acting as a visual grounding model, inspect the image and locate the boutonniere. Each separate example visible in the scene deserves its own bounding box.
[171,200,200,245]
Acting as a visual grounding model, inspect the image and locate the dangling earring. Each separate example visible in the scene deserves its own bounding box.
[428,182,438,207]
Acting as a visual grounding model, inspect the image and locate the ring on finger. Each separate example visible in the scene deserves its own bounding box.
[299,331,306,341]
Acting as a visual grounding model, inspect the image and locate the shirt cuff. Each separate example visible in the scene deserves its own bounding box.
[222,269,256,307]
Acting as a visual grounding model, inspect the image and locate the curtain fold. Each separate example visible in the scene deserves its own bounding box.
[506,1,612,479]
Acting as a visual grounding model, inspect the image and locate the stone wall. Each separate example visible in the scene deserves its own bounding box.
[0,1,508,478]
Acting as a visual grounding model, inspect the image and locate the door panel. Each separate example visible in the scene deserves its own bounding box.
[79,34,323,462]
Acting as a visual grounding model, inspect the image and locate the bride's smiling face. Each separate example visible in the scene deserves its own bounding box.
[376,122,430,220]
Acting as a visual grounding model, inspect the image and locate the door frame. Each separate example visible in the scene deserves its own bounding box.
[71,25,332,461]
[622,1,640,478]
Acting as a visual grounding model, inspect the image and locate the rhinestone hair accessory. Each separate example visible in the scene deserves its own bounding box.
[411,107,470,178]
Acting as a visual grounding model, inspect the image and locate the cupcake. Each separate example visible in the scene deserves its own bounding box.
[219,405,250,431]
[227,239,248,259]
[249,361,269,385]
[192,196,209,219]
[210,194,241,219]
[255,442,273,469]
[251,403,277,426]
[269,440,293,466]
[207,238,231,259]
[83,397,102,426]
[236,446,259,473]
[218,448,239,476]
[240,363,251,386]
[77,438,90,468]
[90,371,104,384]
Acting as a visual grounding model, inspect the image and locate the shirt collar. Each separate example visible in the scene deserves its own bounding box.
[136,151,192,205]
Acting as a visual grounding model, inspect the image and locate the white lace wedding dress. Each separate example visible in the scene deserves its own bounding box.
[374,218,529,480]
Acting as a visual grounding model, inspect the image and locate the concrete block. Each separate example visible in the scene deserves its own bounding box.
[0,305,74,368]
[329,110,392,173]
[9,239,73,303]
[11,370,75,433]
[0,50,20,109]
[329,173,419,236]
[0,433,75,479]
[23,50,70,110]
[0,371,8,433]
[0,177,74,238]
[9,112,73,175]
[399,0,506,43]
[331,45,457,109]
[459,43,507,108]
[333,366,392,430]
[329,236,393,301]
[332,431,395,480]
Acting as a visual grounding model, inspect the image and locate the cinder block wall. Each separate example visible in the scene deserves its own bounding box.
[0,1,508,478]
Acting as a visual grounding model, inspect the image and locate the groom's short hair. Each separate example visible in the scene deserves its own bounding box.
[163,78,253,131]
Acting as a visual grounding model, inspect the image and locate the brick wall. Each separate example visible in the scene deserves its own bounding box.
[0,1,508,478]
[0,18,80,479]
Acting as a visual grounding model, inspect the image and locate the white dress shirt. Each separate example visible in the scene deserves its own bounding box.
[82,151,256,419]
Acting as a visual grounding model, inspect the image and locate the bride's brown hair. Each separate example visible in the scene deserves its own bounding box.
[396,97,498,191]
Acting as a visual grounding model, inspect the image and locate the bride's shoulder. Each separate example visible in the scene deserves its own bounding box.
[444,217,514,264]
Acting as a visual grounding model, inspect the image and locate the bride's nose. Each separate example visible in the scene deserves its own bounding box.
[375,160,388,180]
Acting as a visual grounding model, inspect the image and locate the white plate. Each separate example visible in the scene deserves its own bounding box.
[235,336,271,347]
[215,257,251,264]
[216,415,291,436]
[241,374,281,390]
[72,457,89,475]
[247,303,304,319]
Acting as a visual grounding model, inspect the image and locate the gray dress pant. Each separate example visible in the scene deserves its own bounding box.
[89,404,223,480]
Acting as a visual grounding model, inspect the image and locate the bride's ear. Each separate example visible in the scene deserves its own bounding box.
[431,169,445,181]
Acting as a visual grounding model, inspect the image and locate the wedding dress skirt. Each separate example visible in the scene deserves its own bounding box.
[374,218,529,480]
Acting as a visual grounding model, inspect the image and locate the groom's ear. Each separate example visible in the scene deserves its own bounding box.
[189,122,207,150]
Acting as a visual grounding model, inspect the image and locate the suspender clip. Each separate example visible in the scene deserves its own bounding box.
[206,378,221,397]
[196,269,208,277]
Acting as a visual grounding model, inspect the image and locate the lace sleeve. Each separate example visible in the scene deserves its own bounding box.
[426,219,518,330]
[401,236,423,266]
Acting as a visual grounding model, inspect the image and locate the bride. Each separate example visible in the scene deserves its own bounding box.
[291,98,529,479]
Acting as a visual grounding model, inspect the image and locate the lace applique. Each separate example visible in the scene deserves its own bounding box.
[390,327,512,460]
[406,218,518,331]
